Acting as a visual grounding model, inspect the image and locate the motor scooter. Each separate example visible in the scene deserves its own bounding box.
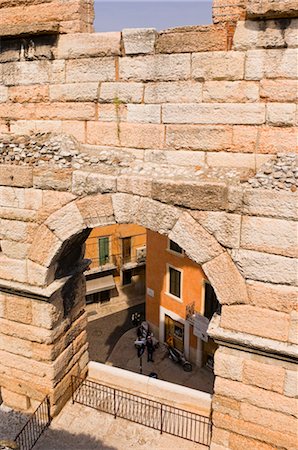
[166,343,192,372]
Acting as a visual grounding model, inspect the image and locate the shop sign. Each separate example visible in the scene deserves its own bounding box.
[193,313,209,342]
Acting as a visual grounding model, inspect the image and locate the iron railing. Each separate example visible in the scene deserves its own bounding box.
[15,396,51,450]
[71,376,211,447]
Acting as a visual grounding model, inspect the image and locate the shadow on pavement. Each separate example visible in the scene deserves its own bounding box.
[33,428,117,450]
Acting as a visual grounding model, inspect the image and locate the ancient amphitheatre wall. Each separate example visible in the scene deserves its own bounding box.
[0,1,297,449]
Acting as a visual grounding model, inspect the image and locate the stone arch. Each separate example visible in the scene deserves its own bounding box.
[28,192,248,306]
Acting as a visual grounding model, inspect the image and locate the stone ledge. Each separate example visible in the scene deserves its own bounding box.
[0,21,60,38]
[208,314,298,362]
[0,276,70,301]
[247,0,298,19]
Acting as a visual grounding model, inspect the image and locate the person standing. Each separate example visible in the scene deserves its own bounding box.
[146,335,155,362]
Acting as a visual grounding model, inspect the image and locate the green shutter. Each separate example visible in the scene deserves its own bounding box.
[99,237,109,265]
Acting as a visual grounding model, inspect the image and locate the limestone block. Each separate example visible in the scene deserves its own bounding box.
[33,168,73,191]
[28,224,62,267]
[242,188,298,219]
[65,57,116,83]
[247,0,298,19]
[285,19,298,47]
[72,170,117,196]
[1,387,30,411]
[0,187,42,210]
[260,79,298,102]
[247,280,298,313]
[0,317,53,344]
[136,197,181,235]
[214,377,298,418]
[127,104,161,123]
[191,211,241,248]
[169,212,223,265]
[50,60,65,84]
[166,125,232,151]
[156,25,228,54]
[214,350,244,381]
[9,85,49,103]
[231,249,297,285]
[144,149,205,167]
[98,104,127,122]
[288,311,298,345]
[162,103,265,125]
[152,179,228,211]
[202,81,259,103]
[75,193,115,228]
[211,428,230,447]
[245,49,298,80]
[283,370,298,400]
[0,164,33,188]
[220,304,290,341]
[212,0,246,24]
[232,20,260,51]
[56,32,121,59]
[202,253,249,305]
[31,299,63,331]
[123,28,157,55]
[118,123,165,149]
[144,81,202,104]
[241,216,298,257]
[49,83,99,102]
[2,61,51,86]
[112,193,141,224]
[0,218,28,242]
[4,293,32,325]
[0,240,29,259]
[0,85,8,102]
[212,394,241,419]
[119,54,191,81]
[192,51,245,81]
[206,152,256,169]
[86,121,118,146]
[27,259,54,286]
[266,103,296,126]
[243,359,285,393]
[258,126,298,154]
[45,202,85,242]
[117,176,152,197]
[99,82,143,103]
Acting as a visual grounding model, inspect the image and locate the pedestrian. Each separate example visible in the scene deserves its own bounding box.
[146,335,155,362]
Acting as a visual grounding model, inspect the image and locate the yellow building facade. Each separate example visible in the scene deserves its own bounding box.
[146,230,219,368]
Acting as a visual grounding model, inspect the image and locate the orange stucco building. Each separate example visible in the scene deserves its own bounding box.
[146,230,219,367]
[84,224,147,303]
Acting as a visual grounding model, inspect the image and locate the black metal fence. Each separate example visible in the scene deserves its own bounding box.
[71,376,212,447]
[15,397,51,450]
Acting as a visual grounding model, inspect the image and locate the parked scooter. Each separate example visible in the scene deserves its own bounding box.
[165,343,193,372]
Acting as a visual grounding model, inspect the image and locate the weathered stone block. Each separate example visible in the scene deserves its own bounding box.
[28,224,62,267]
[112,193,141,224]
[117,176,152,197]
[241,216,298,257]
[76,193,114,228]
[231,249,297,285]
[50,60,65,84]
[247,0,298,19]
[220,305,290,341]
[0,85,8,103]
[2,61,51,86]
[45,202,85,242]
[136,197,181,235]
[119,123,165,149]
[169,212,223,265]
[214,350,244,381]
[212,0,246,23]
[260,79,298,102]
[0,240,29,259]
[202,81,259,103]
[258,126,298,154]
[72,170,117,196]
[99,82,143,103]
[247,280,298,313]
[206,152,256,169]
[152,179,228,211]
[166,124,232,151]
[0,218,28,242]
[144,81,202,103]
[245,49,298,80]
[242,188,298,219]
[288,311,298,345]
[144,149,205,166]
[33,168,73,191]
[123,28,157,55]
[119,54,191,81]
[192,211,241,248]
[243,359,285,393]
[192,51,245,81]
[4,293,32,325]
[49,83,99,102]
[156,25,228,53]
[162,103,265,125]
[0,165,33,188]
[127,104,161,123]
[1,387,30,411]
[284,369,298,398]
[9,85,49,103]
[202,253,248,305]
[266,103,296,126]
[98,104,127,122]
[56,32,121,59]
[65,57,116,83]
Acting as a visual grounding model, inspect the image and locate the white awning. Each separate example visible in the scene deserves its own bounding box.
[86,275,115,295]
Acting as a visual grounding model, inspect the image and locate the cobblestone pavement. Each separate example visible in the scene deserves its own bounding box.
[33,401,207,450]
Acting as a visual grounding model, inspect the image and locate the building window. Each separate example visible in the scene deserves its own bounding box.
[168,239,183,255]
[169,266,182,299]
[204,281,221,320]
[98,237,109,265]
[122,237,131,264]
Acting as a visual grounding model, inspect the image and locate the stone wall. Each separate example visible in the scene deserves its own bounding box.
[0,0,297,448]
